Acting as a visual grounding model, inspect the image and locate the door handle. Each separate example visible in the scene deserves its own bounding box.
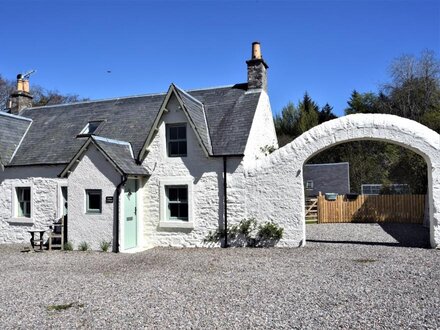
[134,207,137,215]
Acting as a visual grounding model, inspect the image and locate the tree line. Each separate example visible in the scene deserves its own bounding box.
[0,75,86,111]
[274,50,440,194]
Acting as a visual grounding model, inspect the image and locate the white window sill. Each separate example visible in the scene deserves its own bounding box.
[159,221,194,229]
[8,217,34,225]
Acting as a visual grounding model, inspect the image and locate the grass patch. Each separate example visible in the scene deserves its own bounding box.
[78,241,90,251]
[47,302,84,311]
[63,241,73,251]
[99,240,111,252]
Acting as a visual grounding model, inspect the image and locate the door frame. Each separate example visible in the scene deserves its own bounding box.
[120,177,144,252]
[57,182,68,243]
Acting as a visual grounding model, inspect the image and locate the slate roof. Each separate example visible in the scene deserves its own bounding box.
[6,83,261,167]
[190,85,261,155]
[0,112,32,166]
[92,137,149,176]
[174,85,212,155]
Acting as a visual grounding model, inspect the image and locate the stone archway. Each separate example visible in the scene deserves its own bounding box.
[245,114,440,248]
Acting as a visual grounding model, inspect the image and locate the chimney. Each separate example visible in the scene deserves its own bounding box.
[246,42,269,92]
[9,74,33,115]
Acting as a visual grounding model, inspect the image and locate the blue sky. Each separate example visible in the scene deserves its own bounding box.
[2,0,439,116]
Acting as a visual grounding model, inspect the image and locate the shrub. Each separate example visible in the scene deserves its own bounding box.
[99,240,111,252]
[78,241,90,251]
[257,222,284,240]
[204,218,283,248]
[63,241,73,251]
[256,222,284,247]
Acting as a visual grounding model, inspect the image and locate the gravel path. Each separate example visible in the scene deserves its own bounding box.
[0,223,438,329]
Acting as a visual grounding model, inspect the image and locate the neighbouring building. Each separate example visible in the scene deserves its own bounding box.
[303,162,350,197]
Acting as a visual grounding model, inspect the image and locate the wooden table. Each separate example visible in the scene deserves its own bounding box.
[28,230,46,251]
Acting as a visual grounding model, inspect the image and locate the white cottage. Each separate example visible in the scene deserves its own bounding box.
[0,42,278,252]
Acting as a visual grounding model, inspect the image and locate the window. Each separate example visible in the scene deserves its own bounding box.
[159,177,193,229]
[306,180,314,189]
[79,121,103,136]
[361,183,410,195]
[86,189,102,214]
[166,186,188,221]
[167,124,187,157]
[16,187,31,218]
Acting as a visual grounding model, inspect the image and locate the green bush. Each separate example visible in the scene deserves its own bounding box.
[258,222,284,240]
[78,241,90,251]
[63,241,73,251]
[256,222,284,247]
[204,218,283,247]
[99,240,111,252]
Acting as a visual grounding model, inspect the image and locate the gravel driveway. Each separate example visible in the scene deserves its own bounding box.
[0,223,438,329]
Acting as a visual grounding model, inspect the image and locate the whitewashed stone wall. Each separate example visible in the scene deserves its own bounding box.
[0,166,66,244]
[68,145,120,250]
[143,95,228,247]
[245,114,440,248]
[243,90,279,167]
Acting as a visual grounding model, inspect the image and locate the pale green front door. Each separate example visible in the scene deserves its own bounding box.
[124,179,138,249]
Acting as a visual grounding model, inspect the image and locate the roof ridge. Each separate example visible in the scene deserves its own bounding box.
[27,92,167,110]
[92,136,131,146]
[0,111,33,122]
[186,83,245,92]
[26,83,244,111]
[173,84,204,106]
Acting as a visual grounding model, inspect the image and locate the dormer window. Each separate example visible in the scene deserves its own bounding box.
[167,124,187,157]
[79,121,103,136]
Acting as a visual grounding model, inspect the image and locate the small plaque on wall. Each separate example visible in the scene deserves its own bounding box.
[105,196,114,203]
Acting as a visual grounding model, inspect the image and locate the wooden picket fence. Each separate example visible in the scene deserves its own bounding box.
[317,194,425,224]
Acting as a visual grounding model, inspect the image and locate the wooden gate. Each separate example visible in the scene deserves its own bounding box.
[305,197,318,223]
[317,194,425,224]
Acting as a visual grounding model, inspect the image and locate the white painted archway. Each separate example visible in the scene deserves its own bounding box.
[245,114,440,248]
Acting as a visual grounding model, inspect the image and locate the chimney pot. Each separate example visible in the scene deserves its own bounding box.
[23,80,30,93]
[252,42,262,60]
[16,78,24,92]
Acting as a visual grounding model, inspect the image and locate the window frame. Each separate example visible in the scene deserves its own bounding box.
[78,120,104,136]
[166,123,187,157]
[305,180,314,190]
[159,177,193,229]
[16,187,31,218]
[85,189,102,214]
[10,183,33,224]
[166,185,189,221]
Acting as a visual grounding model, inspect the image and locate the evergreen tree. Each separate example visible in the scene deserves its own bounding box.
[345,90,380,115]
[297,92,319,134]
[319,103,337,123]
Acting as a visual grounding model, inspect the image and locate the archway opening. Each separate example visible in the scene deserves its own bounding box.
[303,139,430,248]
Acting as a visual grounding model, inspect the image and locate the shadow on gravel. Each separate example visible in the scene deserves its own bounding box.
[308,224,430,249]
[378,223,430,248]
[306,239,429,248]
